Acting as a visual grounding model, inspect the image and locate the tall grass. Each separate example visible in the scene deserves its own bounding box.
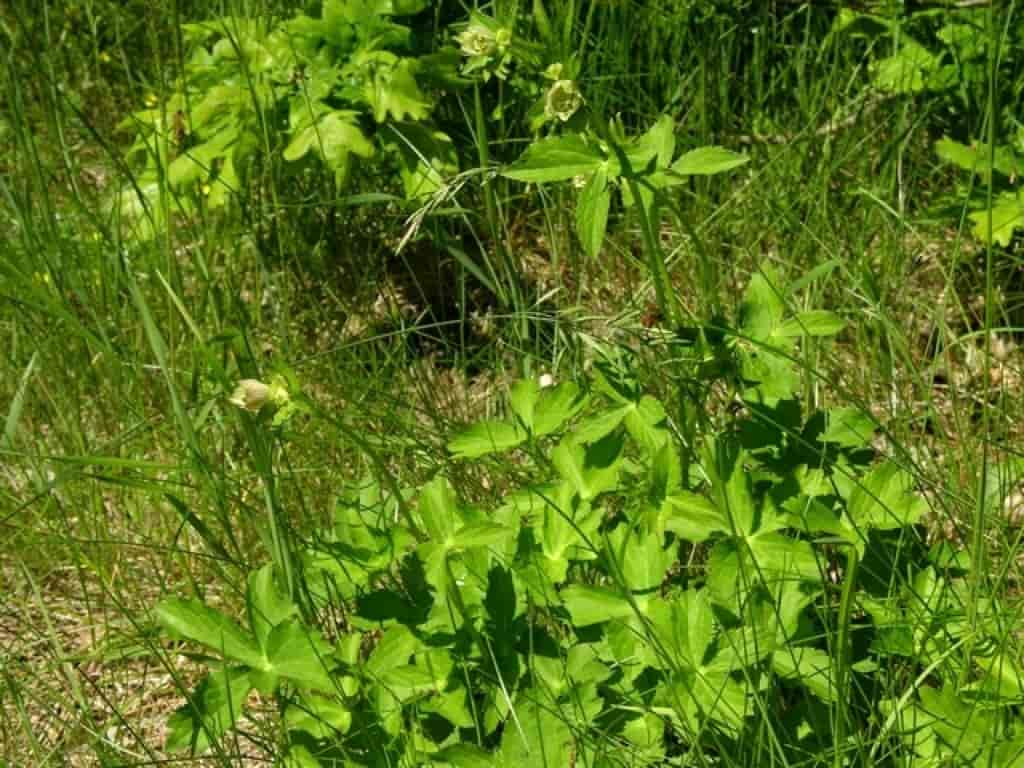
[2,1,1023,765]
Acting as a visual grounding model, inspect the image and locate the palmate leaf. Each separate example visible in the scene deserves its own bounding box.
[646,590,751,731]
[496,695,574,767]
[167,666,252,754]
[508,379,588,436]
[703,438,758,537]
[734,266,844,400]
[622,713,666,760]
[422,684,475,728]
[649,439,683,502]
[363,56,431,122]
[870,38,939,94]
[418,475,461,542]
[434,745,494,768]
[534,382,588,436]
[847,461,926,531]
[539,482,601,579]
[699,438,824,609]
[156,598,265,669]
[365,625,419,678]
[509,378,540,429]
[706,535,821,612]
[969,191,1024,246]
[561,584,635,626]
[739,269,786,342]
[552,431,623,502]
[655,657,748,734]
[570,404,630,444]
[623,395,669,456]
[448,420,527,458]
[935,137,1022,181]
[775,310,845,338]
[501,134,606,183]
[606,525,675,593]
[167,128,236,187]
[647,590,715,668]
[626,115,676,169]
[452,520,513,549]
[284,693,352,738]
[670,146,748,176]
[247,564,296,649]
[283,108,374,186]
[576,167,611,258]
[662,492,730,542]
[381,663,441,701]
[820,406,876,449]
[263,620,335,691]
[772,646,837,702]
[915,685,995,760]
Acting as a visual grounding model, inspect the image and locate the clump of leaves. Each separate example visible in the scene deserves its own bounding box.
[115,0,462,238]
[501,115,748,258]
[934,134,1024,246]
[153,312,1023,766]
[834,7,1013,107]
[834,6,1024,246]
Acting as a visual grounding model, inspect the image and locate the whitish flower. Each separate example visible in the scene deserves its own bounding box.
[545,79,583,122]
[229,377,290,412]
[230,379,270,411]
[457,24,497,57]
[538,373,555,389]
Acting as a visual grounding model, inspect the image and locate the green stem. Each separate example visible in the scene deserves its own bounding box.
[834,545,860,768]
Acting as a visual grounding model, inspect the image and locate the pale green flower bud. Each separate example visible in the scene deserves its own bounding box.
[230,379,270,412]
[545,79,584,122]
[457,24,496,57]
[230,377,290,412]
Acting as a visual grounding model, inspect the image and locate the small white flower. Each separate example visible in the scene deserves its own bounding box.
[230,379,270,412]
[229,377,290,412]
[544,79,584,123]
[457,24,496,57]
[538,373,555,389]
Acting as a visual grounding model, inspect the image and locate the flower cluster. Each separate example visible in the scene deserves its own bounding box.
[456,16,513,80]
[544,79,584,123]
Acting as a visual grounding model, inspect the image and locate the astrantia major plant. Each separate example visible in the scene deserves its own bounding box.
[154,289,1024,766]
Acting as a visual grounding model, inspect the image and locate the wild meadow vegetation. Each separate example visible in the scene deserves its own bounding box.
[4,1,1024,766]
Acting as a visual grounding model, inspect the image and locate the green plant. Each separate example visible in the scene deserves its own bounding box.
[835,6,1024,246]
[934,133,1024,246]
[150,267,1024,766]
[500,114,747,333]
[116,0,462,238]
[833,7,1015,116]
[502,115,748,261]
[9,1,1024,765]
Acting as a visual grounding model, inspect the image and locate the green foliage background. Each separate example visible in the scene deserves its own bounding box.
[3,1,1024,767]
